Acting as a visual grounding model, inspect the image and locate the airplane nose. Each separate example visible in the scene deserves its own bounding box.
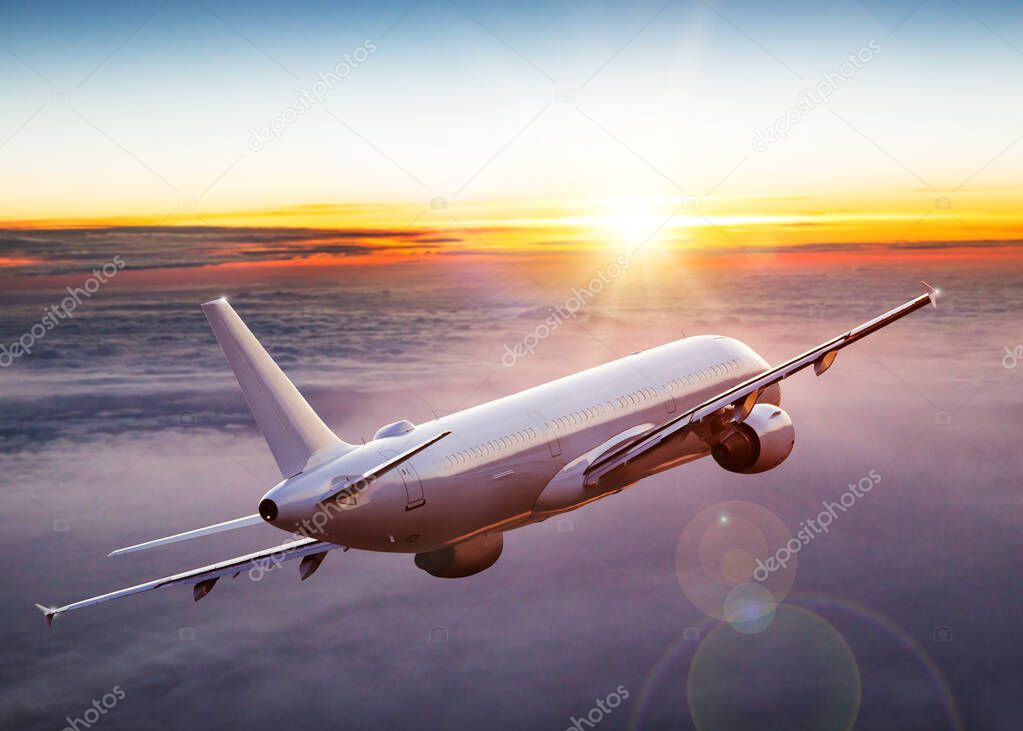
[258,498,278,522]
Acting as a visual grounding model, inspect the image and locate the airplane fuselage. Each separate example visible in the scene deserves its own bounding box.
[263,335,779,555]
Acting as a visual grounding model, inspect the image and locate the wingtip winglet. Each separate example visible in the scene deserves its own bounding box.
[921,281,940,308]
[35,603,58,628]
[200,296,230,310]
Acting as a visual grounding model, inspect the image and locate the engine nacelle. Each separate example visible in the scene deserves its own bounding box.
[414,533,503,578]
[711,404,794,474]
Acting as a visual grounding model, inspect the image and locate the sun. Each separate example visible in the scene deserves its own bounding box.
[586,198,689,257]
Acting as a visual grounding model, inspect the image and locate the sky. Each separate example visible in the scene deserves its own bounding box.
[2,0,1023,269]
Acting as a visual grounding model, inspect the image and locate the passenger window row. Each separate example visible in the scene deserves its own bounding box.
[443,358,741,469]
[665,358,740,393]
[446,427,538,468]
[608,385,659,412]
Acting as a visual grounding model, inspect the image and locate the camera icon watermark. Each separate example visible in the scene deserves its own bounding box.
[178,411,198,426]
[934,197,952,210]
[51,87,70,103]
[304,303,323,317]
[808,303,827,318]
[179,626,196,640]
[683,626,701,641]
[429,626,448,641]
[556,87,575,103]
[934,411,952,426]
[430,197,448,210]
[177,195,197,211]
[933,625,952,642]
[556,518,574,532]
[53,518,70,532]
[682,195,701,211]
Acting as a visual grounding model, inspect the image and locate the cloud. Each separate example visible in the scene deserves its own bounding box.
[0,261,1019,730]
[0,226,467,275]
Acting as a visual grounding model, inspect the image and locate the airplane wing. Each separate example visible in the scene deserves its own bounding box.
[584,283,939,488]
[36,537,338,626]
[56,428,453,624]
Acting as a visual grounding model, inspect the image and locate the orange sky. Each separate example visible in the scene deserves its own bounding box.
[3,189,1020,261]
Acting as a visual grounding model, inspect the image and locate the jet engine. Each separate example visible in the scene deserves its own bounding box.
[414,533,503,578]
[711,404,794,474]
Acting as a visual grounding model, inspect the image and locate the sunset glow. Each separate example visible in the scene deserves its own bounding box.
[2,1,1020,277]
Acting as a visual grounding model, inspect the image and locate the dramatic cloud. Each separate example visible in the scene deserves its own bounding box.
[0,226,482,275]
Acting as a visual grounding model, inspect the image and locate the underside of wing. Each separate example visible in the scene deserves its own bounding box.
[36,538,339,626]
[584,284,938,488]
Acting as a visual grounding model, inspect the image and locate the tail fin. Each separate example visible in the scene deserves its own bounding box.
[201,298,351,477]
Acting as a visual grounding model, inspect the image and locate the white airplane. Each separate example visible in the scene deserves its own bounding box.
[37,284,938,625]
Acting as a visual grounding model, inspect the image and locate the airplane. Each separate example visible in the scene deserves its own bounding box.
[37,283,939,625]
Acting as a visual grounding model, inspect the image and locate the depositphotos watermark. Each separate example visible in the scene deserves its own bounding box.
[501,254,630,367]
[247,476,374,579]
[248,548,287,581]
[246,476,376,578]
[752,40,881,152]
[61,685,125,730]
[0,255,125,367]
[566,685,630,731]
[248,40,377,151]
[753,468,882,581]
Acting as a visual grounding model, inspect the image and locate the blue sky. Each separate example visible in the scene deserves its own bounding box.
[2,0,1022,225]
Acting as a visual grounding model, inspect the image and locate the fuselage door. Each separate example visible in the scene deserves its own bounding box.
[380,450,426,510]
[530,410,562,457]
[663,385,677,414]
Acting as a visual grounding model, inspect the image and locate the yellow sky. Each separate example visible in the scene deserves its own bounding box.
[3,188,1018,260]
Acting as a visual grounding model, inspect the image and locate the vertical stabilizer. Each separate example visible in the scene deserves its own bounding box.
[201,298,350,477]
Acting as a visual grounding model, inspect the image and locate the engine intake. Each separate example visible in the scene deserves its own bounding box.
[712,404,794,474]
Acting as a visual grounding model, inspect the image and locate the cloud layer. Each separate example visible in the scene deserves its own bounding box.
[1,258,1021,730]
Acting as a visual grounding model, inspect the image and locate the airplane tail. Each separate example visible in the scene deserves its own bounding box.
[201,298,353,477]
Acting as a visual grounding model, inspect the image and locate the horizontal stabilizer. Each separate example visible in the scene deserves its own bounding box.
[108,514,264,557]
[318,430,452,505]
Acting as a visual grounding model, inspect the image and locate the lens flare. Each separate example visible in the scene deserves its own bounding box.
[676,501,796,625]
[723,582,777,635]
[687,605,861,731]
